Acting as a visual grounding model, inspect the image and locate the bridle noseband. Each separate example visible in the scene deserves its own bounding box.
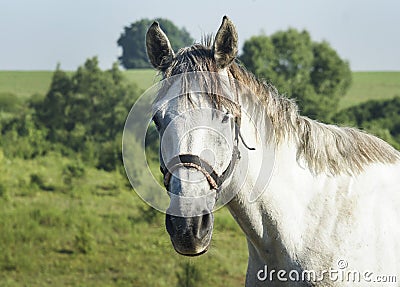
[161,119,242,194]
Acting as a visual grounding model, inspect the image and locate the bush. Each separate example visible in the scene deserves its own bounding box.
[31,58,140,170]
[0,92,23,113]
[333,96,400,149]
[30,173,55,191]
[63,161,86,185]
[1,110,49,159]
[97,140,121,172]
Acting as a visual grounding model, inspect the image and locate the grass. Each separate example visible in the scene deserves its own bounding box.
[0,70,158,99]
[0,70,399,110]
[0,151,247,286]
[339,72,400,109]
[0,71,54,99]
[124,69,159,91]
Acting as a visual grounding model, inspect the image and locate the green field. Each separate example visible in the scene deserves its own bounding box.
[1,70,400,110]
[0,152,246,286]
[0,70,159,98]
[1,70,399,286]
[339,72,400,109]
[0,71,54,99]
[124,69,160,91]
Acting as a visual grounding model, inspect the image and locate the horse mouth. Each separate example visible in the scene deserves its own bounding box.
[174,246,209,257]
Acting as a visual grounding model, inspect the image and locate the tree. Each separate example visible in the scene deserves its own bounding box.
[240,29,351,121]
[117,18,194,69]
[32,57,140,169]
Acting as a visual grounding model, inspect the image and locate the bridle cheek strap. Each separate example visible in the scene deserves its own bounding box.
[162,146,240,193]
[162,118,244,194]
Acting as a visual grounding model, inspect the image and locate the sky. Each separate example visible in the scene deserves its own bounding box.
[1,0,399,71]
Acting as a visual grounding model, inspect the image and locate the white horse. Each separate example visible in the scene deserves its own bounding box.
[146,17,400,286]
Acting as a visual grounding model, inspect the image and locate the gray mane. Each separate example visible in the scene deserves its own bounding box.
[161,41,400,176]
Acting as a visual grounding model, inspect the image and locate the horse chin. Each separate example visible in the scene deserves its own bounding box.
[174,245,209,257]
[169,228,213,257]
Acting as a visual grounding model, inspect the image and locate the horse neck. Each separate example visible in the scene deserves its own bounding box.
[226,94,342,260]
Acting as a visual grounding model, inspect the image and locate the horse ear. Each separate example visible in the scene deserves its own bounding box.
[213,16,238,69]
[146,22,175,70]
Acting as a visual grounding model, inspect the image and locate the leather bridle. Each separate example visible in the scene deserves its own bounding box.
[161,119,242,194]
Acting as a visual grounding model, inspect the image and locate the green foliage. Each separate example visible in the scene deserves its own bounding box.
[63,160,86,185]
[97,136,123,171]
[29,58,140,170]
[117,18,194,69]
[30,173,46,189]
[1,110,49,159]
[0,92,23,113]
[30,173,55,191]
[137,205,161,224]
[240,29,352,121]
[0,58,141,172]
[334,96,400,149]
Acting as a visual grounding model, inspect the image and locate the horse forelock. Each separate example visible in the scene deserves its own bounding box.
[157,40,400,176]
[156,41,241,117]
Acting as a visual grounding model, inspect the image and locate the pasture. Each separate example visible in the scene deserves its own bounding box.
[339,71,400,109]
[1,70,400,108]
[0,152,247,286]
[0,70,399,286]
[0,70,158,98]
[0,71,54,99]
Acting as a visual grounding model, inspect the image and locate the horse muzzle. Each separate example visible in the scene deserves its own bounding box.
[166,212,214,256]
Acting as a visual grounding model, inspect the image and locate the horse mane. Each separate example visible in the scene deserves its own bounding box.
[162,41,400,176]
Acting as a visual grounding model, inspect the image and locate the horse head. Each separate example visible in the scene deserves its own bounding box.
[146,17,240,256]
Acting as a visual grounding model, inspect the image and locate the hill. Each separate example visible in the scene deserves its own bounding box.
[0,70,158,98]
[339,72,400,109]
[1,70,400,110]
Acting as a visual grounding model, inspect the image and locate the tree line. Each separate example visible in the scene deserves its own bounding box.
[0,18,398,174]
